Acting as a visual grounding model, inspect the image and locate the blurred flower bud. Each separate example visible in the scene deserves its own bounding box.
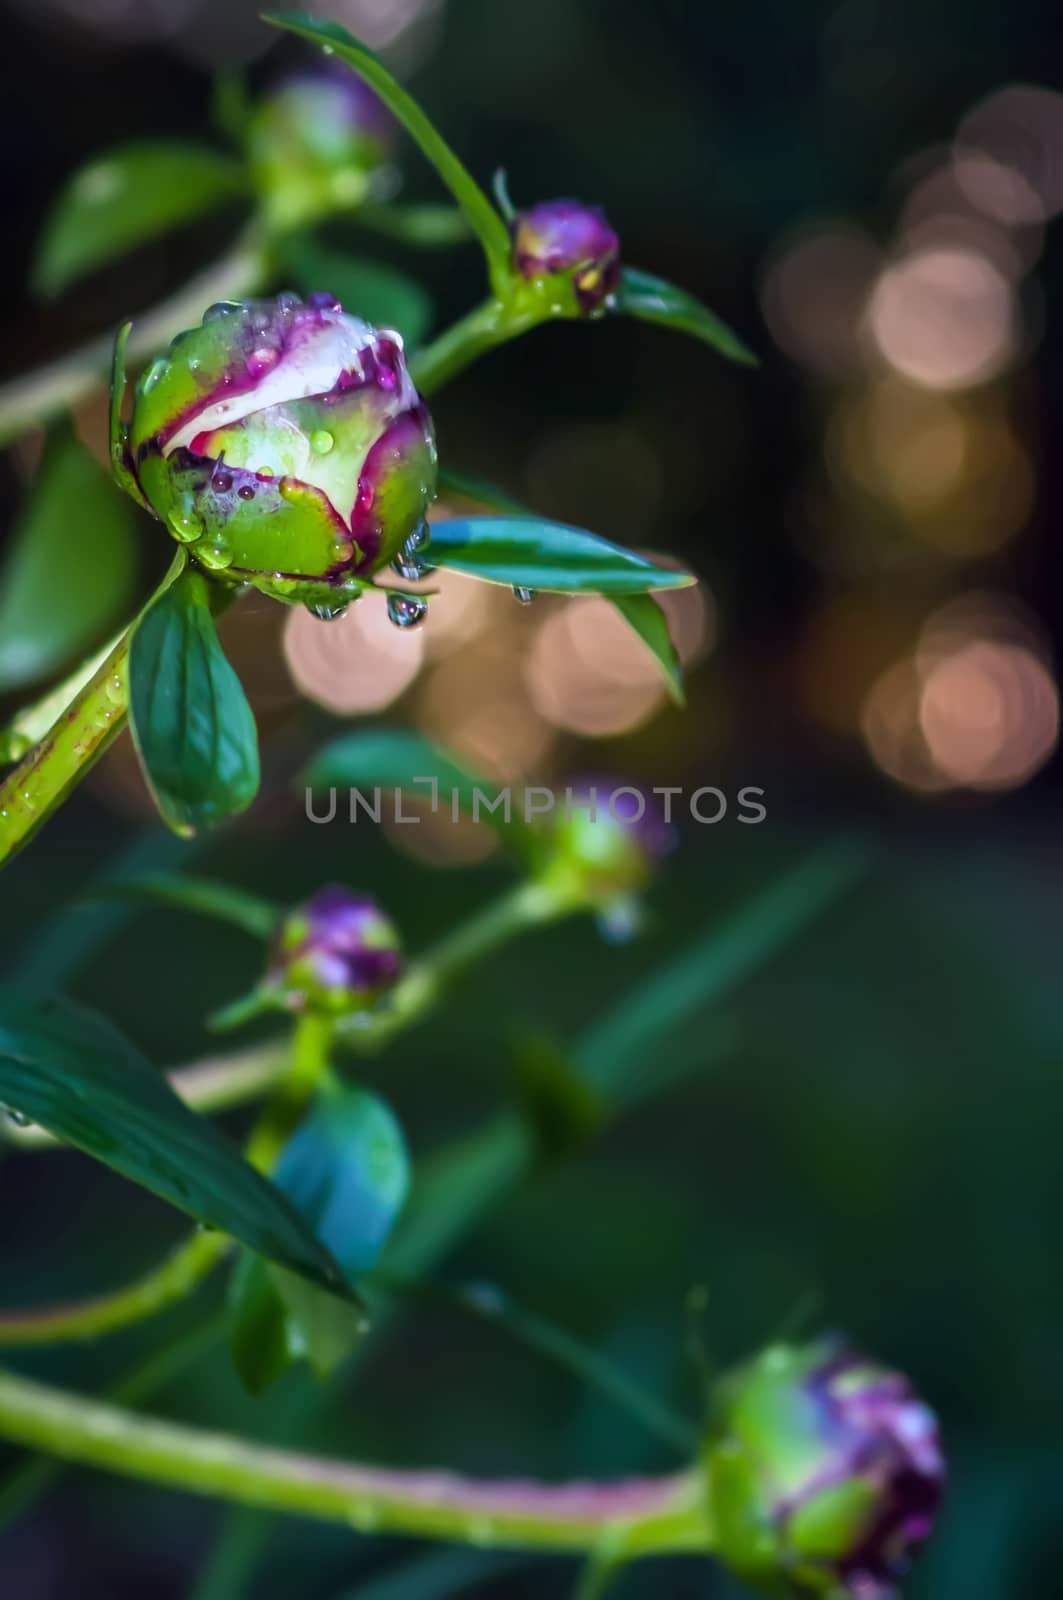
[512,199,621,315]
[249,62,395,230]
[539,784,674,926]
[268,886,402,1015]
[706,1338,944,1598]
[127,294,436,610]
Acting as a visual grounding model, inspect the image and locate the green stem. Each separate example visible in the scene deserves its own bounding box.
[0,1230,228,1347]
[0,1364,710,1556]
[411,297,545,396]
[0,226,270,447]
[338,878,576,1051]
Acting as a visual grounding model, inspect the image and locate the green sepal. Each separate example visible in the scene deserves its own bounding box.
[128,566,260,836]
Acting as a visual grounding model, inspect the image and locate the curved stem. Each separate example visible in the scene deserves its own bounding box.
[0,227,270,447]
[0,1230,229,1347]
[0,1364,711,1556]
[411,297,545,396]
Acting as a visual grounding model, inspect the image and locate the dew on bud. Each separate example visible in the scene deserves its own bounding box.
[512,586,537,605]
[386,592,429,629]
[237,485,256,501]
[197,542,235,572]
[247,346,279,378]
[203,301,242,322]
[168,509,204,543]
[307,601,349,622]
[310,430,335,455]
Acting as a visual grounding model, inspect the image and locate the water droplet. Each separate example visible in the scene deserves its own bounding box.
[512,587,537,605]
[105,673,124,706]
[307,601,348,622]
[308,291,342,311]
[386,593,429,629]
[203,301,242,322]
[212,469,233,494]
[310,430,334,455]
[197,542,234,572]
[237,485,255,502]
[2,1106,32,1129]
[140,357,168,393]
[247,346,279,378]
[168,508,204,543]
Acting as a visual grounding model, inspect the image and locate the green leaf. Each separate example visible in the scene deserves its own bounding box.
[33,141,248,299]
[611,593,684,705]
[87,874,279,940]
[616,267,758,366]
[263,12,511,284]
[425,518,695,595]
[301,728,534,858]
[437,475,686,701]
[0,988,352,1297]
[282,236,433,346]
[229,1081,406,1386]
[0,428,138,693]
[128,569,260,836]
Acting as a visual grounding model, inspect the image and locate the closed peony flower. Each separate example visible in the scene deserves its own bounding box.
[706,1338,945,1598]
[124,293,436,611]
[512,199,621,315]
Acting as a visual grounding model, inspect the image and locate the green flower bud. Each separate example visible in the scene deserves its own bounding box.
[539,784,675,932]
[122,293,436,610]
[706,1339,944,1598]
[248,62,396,231]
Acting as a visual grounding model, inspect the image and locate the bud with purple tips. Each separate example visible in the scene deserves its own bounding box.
[120,293,437,610]
[706,1338,945,1597]
[268,886,402,1016]
[249,60,395,230]
[512,199,621,316]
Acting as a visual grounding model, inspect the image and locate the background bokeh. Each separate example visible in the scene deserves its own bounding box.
[1,0,1062,1594]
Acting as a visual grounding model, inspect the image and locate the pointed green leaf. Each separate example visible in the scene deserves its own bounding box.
[0,427,138,693]
[34,141,248,299]
[282,236,433,346]
[425,517,695,595]
[263,12,511,283]
[128,569,260,836]
[617,267,757,366]
[0,988,352,1297]
[87,874,279,940]
[611,593,684,704]
[437,474,686,701]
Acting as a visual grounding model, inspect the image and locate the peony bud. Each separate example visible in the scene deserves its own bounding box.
[126,294,436,611]
[512,199,621,316]
[706,1339,945,1598]
[268,886,402,1016]
[249,61,395,230]
[540,784,675,929]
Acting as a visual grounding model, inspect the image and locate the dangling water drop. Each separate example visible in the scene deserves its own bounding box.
[307,601,349,622]
[197,541,234,572]
[310,430,335,455]
[390,525,432,581]
[168,507,204,543]
[386,593,429,629]
[512,586,537,605]
[2,1105,32,1129]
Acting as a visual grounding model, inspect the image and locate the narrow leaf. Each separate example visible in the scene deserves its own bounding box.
[128,569,260,836]
[437,474,686,700]
[282,237,433,346]
[426,518,695,595]
[34,141,247,299]
[87,874,279,940]
[617,267,757,366]
[0,428,138,693]
[263,12,511,281]
[611,594,684,705]
[0,989,352,1297]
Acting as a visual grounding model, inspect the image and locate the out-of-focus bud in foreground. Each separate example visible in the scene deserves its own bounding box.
[249,61,395,230]
[706,1338,945,1598]
[512,198,622,316]
[119,293,436,612]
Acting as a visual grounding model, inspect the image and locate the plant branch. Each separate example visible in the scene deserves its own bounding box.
[0,1364,710,1555]
[411,297,546,396]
